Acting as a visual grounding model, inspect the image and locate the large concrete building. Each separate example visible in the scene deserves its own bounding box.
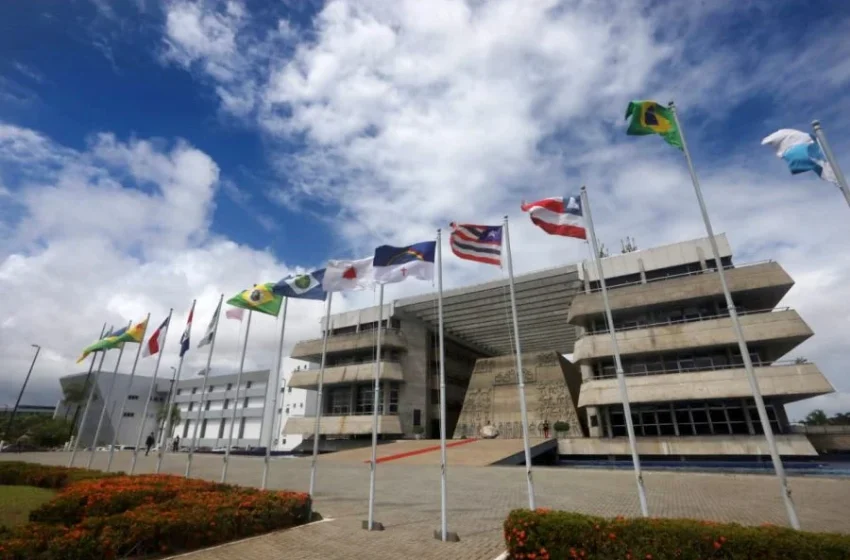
[286,234,836,458]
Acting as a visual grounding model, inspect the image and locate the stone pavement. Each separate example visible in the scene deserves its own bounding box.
[6,451,850,560]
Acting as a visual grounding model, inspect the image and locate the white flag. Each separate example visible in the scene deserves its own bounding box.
[197,299,221,348]
[226,308,244,321]
[322,257,375,292]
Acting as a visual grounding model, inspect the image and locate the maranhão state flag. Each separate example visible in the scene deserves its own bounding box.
[521,196,586,239]
[322,257,375,292]
[143,316,170,358]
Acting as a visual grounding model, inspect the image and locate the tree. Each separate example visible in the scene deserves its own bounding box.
[28,418,74,448]
[598,243,609,258]
[62,382,88,419]
[621,237,638,253]
[156,404,182,439]
[803,409,829,426]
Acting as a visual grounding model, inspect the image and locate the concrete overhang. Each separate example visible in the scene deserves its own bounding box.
[291,329,408,361]
[568,262,794,326]
[557,434,817,456]
[577,362,834,407]
[396,265,583,355]
[288,362,404,389]
[283,415,402,436]
[573,309,813,361]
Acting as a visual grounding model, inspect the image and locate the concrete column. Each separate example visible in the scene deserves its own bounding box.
[637,258,647,284]
[705,404,715,435]
[670,404,680,436]
[604,407,613,439]
[774,403,789,434]
[741,399,755,435]
[581,262,590,293]
[696,246,708,271]
[348,385,356,415]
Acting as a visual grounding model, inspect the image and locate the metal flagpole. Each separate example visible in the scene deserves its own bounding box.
[262,298,288,489]
[107,314,149,472]
[88,320,132,469]
[364,284,385,531]
[131,309,173,474]
[3,344,41,441]
[811,120,850,209]
[580,186,649,517]
[308,293,334,516]
[502,216,536,510]
[434,228,458,541]
[70,333,110,467]
[68,323,106,442]
[221,309,252,483]
[669,102,800,529]
[187,295,224,479]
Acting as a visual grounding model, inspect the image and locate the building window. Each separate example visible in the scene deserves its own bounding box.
[223,399,230,410]
[389,383,399,414]
[227,383,233,391]
[122,412,135,417]
[285,407,290,415]
[246,381,252,389]
[356,385,382,415]
[188,402,194,411]
[128,395,139,401]
[328,387,351,415]
[413,409,421,427]
[205,400,211,411]
[208,386,215,392]
[176,389,182,396]
[430,389,440,403]
[288,386,292,393]
[201,419,208,438]
[243,397,249,408]
[238,418,246,439]
[218,419,226,439]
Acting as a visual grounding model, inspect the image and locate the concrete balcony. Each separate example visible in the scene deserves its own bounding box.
[578,362,834,407]
[288,361,404,389]
[572,309,812,362]
[557,433,817,456]
[290,328,407,361]
[568,262,793,326]
[283,415,403,436]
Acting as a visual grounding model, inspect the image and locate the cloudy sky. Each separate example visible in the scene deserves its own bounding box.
[1,0,849,420]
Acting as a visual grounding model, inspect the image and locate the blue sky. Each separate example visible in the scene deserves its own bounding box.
[1,0,850,417]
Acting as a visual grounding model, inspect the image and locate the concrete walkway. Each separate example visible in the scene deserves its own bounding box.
[5,451,850,560]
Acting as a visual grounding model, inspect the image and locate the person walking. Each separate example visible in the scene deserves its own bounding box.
[172,435,180,453]
[144,433,155,456]
[542,420,550,439]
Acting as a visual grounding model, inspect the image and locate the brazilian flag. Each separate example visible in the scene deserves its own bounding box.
[625,100,682,149]
[227,283,283,317]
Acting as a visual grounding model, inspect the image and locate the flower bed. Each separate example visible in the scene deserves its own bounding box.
[0,461,121,490]
[505,509,850,560]
[0,465,311,559]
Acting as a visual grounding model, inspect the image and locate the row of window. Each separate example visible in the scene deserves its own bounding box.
[182,417,249,440]
[330,318,402,336]
[586,298,748,334]
[326,383,400,416]
[586,257,733,291]
[175,380,258,397]
[593,348,766,379]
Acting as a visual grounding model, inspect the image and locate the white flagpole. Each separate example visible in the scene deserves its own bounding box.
[502,216,536,510]
[157,299,196,474]
[435,228,457,541]
[221,309,252,483]
[308,293,334,515]
[365,284,385,531]
[669,102,800,529]
[580,186,649,517]
[131,309,173,474]
[88,320,132,470]
[187,294,224,478]
[107,313,150,471]
[811,120,850,208]
[262,297,289,489]
[68,323,107,467]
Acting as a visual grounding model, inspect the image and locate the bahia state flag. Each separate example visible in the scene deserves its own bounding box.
[372,241,436,284]
[761,129,837,184]
[227,283,283,317]
[273,269,327,300]
[624,100,682,149]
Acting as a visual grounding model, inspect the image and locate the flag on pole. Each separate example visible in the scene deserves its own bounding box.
[322,258,375,292]
[624,100,682,149]
[274,269,327,300]
[226,308,244,321]
[761,128,837,184]
[521,196,586,239]
[198,299,222,348]
[118,318,149,344]
[143,316,170,357]
[227,283,283,316]
[449,223,503,266]
[373,242,436,283]
[76,325,121,363]
[180,305,194,357]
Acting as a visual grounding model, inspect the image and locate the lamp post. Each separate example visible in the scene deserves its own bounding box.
[3,345,41,441]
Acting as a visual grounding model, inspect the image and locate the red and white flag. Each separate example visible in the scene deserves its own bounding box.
[321,257,375,292]
[226,308,244,321]
[143,316,170,357]
[521,195,586,239]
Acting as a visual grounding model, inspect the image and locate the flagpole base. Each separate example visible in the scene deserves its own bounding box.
[361,520,384,531]
[433,529,461,542]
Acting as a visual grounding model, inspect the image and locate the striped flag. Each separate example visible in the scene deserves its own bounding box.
[449,223,503,266]
[142,316,170,357]
[521,195,586,239]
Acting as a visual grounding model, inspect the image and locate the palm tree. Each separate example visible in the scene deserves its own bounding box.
[803,409,829,426]
[62,382,92,439]
[156,404,182,441]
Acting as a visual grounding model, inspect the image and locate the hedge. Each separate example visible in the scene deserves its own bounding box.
[0,465,312,559]
[504,509,850,560]
[0,462,120,490]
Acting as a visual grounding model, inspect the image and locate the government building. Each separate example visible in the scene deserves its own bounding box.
[285,234,836,458]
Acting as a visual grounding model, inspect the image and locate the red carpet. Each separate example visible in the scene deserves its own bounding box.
[365,439,478,464]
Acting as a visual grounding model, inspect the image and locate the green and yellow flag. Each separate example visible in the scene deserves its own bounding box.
[75,318,149,363]
[227,283,282,317]
[625,100,682,149]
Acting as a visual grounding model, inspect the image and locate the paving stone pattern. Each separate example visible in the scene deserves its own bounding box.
[6,452,850,560]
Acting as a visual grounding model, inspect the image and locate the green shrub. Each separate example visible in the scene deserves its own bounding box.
[553,421,570,432]
[0,462,118,491]
[504,509,850,560]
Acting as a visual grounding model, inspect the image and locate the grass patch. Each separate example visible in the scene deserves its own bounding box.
[0,486,56,529]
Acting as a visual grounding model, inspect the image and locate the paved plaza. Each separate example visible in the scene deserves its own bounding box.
[5,451,850,560]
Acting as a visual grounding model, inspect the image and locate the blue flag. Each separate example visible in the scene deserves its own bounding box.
[373,241,436,284]
[762,128,837,184]
[273,269,327,301]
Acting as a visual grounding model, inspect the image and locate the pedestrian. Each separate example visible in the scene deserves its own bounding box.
[543,420,550,438]
[144,433,155,456]
[172,435,180,452]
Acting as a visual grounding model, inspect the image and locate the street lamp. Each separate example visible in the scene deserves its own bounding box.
[3,344,41,441]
